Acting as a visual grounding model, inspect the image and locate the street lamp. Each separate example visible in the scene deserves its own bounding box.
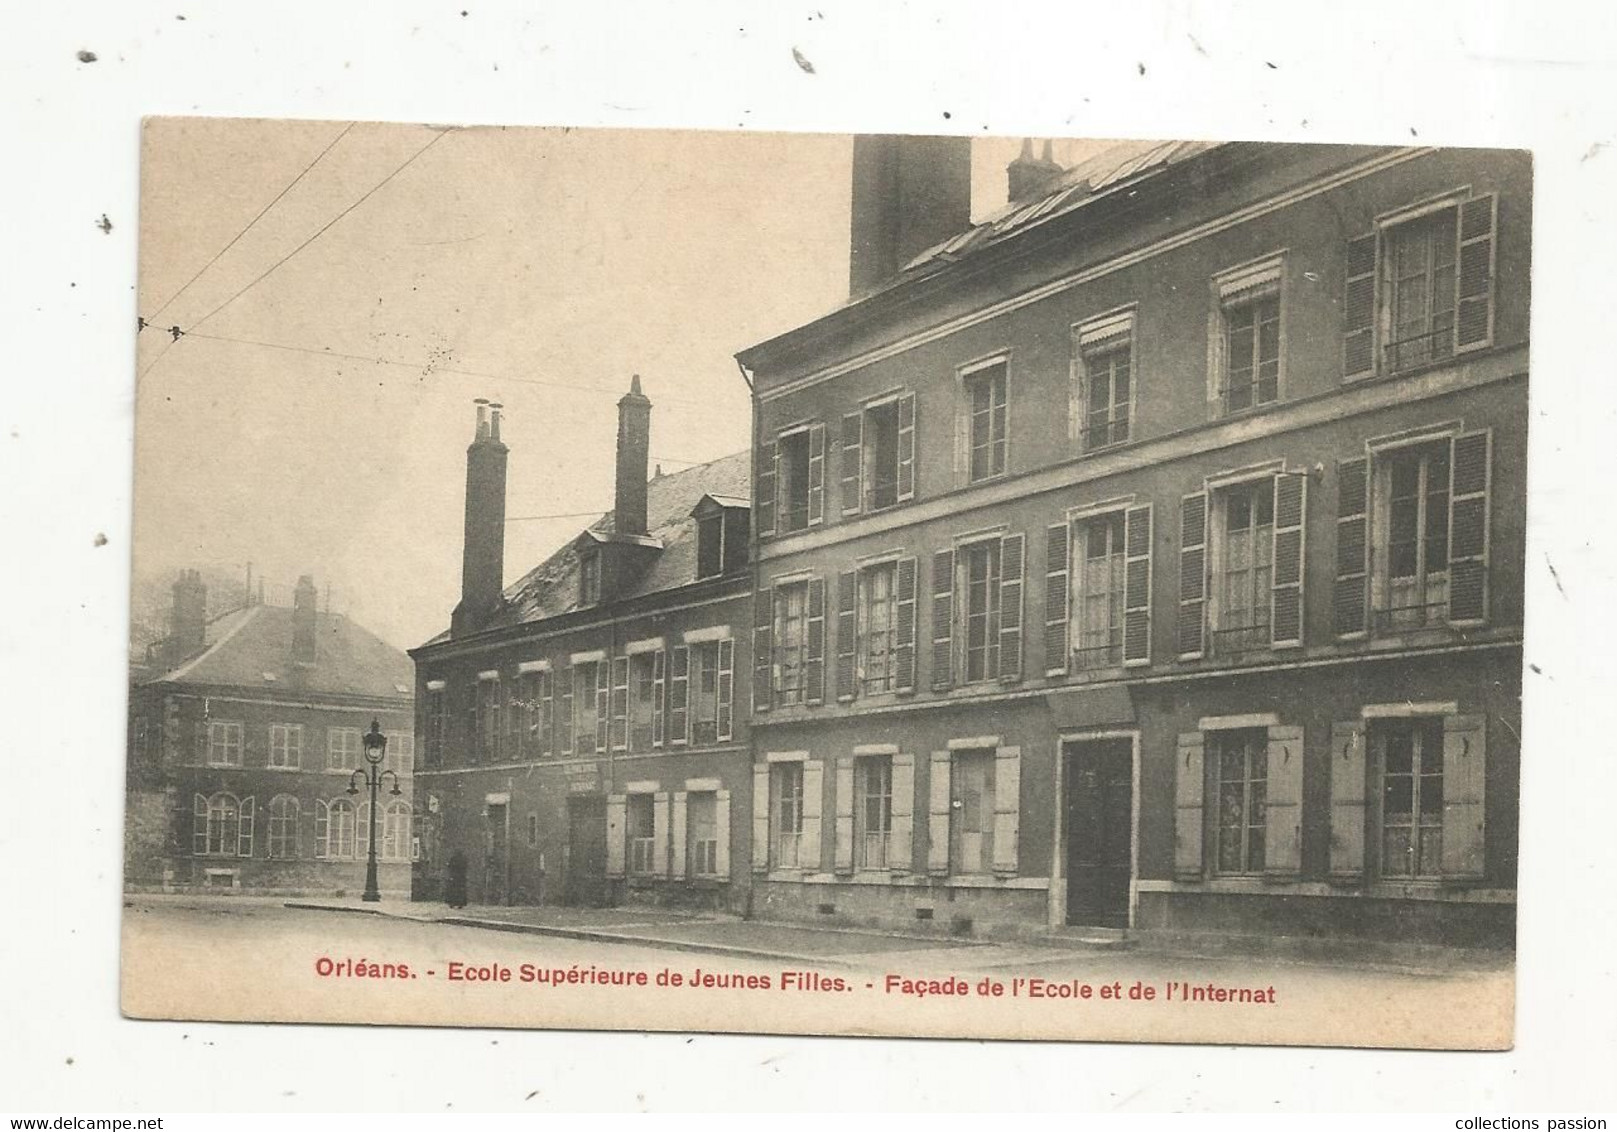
[348,719,401,903]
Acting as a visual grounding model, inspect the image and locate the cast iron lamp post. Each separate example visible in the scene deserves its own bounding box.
[348,720,401,903]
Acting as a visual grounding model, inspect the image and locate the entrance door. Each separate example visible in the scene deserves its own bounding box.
[483,803,509,906]
[1064,737,1133,927]
[565,795,609,907]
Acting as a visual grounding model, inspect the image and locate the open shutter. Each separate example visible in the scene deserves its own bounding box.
[1178,492,1208,658]
[1174,731,1205,880]
[890,753,915,873]
[930,549,955,690]
[716,638,734,741]
[839,411,863,515]
[751,764,770,872]
[1271,473,1307,648]
[594,663,610,754]
[1448,431,1492,625]
[1441,714,1487,880]
[237,796,254,857]
[896,392,917,502]
[1328,720,1366,882]
[1264,726,1304,880]
[193,793,208,855]
[805,576,826,705]
[610,655,630,751]
[714,789,731,878]
[1455,193,1497,352]
[752,589,772,713]
[651,650,666,747]
[991,746,1020,874]
[927,751,951,875]
[668,645,690,746]
[806,422,826,526]
[1343,231,1377,378]
[835,569,858,702]
[1044,522,1071,676]
[998,532,1025,683]
[800,759,824,872]
[833,756,855,874]
[895,556,918,694]
[1124,504,1153,665]
[314,800,329,860]
[605,794,627,878]
[671,792,688,880]
[755,439,777,538]
[557,666,573,755]
[1335,458,1370,637]
[652,792,670,877]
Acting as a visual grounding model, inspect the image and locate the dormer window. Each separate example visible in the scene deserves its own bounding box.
[579,549,601,606]
[694,498,750,581]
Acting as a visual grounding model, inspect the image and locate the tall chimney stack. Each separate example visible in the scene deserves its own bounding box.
[170,569,208,660]
[291,574,318,665]
[1006,138,1064,204]
[848,134,973,298]
[452,398,509,637]
[614,375,651,537]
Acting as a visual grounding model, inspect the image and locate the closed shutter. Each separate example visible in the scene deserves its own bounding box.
[751,764,770,872]
[890,752,915,873]
[313,799,329,860]
[1264,726,1304,880]
[193,793,208,855]
[652,792,670,877]
[557,666,573,755]
[835,569,858,702]
[807,422,826,526]
[668,645,690,746]
[1044,522,1071,676]
[752,589,772,713]
[800,759,825,872]
[1441,714,1487,880]
[1124,504,1153,665]
[237,796,254,858]
[839,411,863,515]
[716,638,735,741]
[805,576,827,705]
[605,794,627,878]
[1178,492,1208,659]
[833,756,855,874]
[714,789,732,878]
[991,746,1020,874]
[896,392,917,502]
[1335,458,1370,637]
[1455,194,1497,352]
[610,655,630,751]
[1343,232,1377,378]
[594,663,609,754]
[927,750,951,875]
[1174,731,1205,880]
[998,532,1025,683]
[1271,473,1307,648]
[1448,431,1492,625]
[651,650,666,747]
[1328,720,1366,882]
[671,791,688,880]
[756,439,777,538]
[931,549,955,690]
[895,556,919,694]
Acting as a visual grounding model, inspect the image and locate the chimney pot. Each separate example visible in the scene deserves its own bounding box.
[1007,137,1065,204]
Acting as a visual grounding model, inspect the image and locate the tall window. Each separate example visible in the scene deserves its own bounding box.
[1074,513,1126,669]
[862,400,902,511]
[778,430,813,533]
[1220,283,1281,413]
[1383,209,1457,372]
[424,686,447,766]
[773,582,809,705]
[207,721,244,767]
[950,750,995,875]
[319,798,357,859]
[696,512,725,580]
[574,662,602,753]
[1212,481,1274,657]
[383,731,414,775]
[626,795,655,876]
[267,795,300,859]
[858,561,898,694]
[630,654,658,750]
[1377,444,1450,631]
[1076,314,1133,451]
[687,792,719,877]
[962,539,1003,683]
[770,762,804,869]
[195,792,242,856]
[268,723,302,769]
[326,727,361,771]
[1375,717,1444,878]
[854,756,893,870]
[382,800,412,862]
[965,362,1008,482]
[690,642,721,746]
[477,678,502,762]
[579,550,601,606]
[1214,729,1267,875]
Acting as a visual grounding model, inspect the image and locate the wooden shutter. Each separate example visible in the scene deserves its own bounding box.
[927,750,951,875]
[1455,193,1497,352]
[1174,731,1205,880]
[839,411,863,515]
[1124,504,1153,665]
[1270,473,1307,648]
[610,655,630,751]
[671,791,687,880]
[806,422,826,526]
[833,756,855,874]
[594,663,609,754]
[1044,522,1071,676]
[1328,720,1366,882]
[313,799,329,860]
[1335,458,1370,637]
[800,759,824,872]
[896,392,917,502]
[890,753,915,873]
[1441,714,1487,880]
[651,650,666,747]
[752,589,772,713]
[237,796,254,857]
[931,549,955,690]
[652,792,670,877]
[751,764,770,872]
[805,576,827,705]
[556,666,573,754]
[714,789,732,878]
[1264,726,1304,880]
[895,556,918,694]
[1178,492,1208,658]
[1343,231,1377,378]
[756,439,777,538]
[668,645,690,746]
[835,569,858,702]
[998,532,1025,683]
[605,793,627,878]
[193,793,208,856]
[1448,431,1492,625]
[716,638,735,741]
[991,746,1020,874]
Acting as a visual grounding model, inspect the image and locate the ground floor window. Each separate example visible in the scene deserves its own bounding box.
[627,794,656,876]
[316,798,358,860]
[950,749,995,875]
[1213,728,1267,875]
[381,800,412,862]
[1374,716,1445,878]
[687,792,719,877]
[267,795,299,859]
[854,756,893,869]
[770,762,804,868]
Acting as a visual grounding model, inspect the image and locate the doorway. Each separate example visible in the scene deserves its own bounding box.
[1064,736,1134,928]
[482,802,509,906]
[565,794,609,907]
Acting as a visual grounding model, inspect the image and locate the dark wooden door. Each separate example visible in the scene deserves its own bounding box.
[565,795,609,907]
[483,803,509,906]
[1065,738,1133,927]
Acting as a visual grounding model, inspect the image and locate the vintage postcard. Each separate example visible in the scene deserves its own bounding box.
[123,117,1524,1049]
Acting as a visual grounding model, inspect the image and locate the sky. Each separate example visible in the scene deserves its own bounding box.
[132,119,1107,651]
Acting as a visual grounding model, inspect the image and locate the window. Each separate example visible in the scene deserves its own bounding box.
[193,792,251,857]
[1384,210,1457,373]
[840,395,916,516]
[630,653,659,750]
[326,727,361,771]
[1375,443,1450,631]
[1214,729,1267,875]
[854,756,893,870]
[770,762,804,868]
[268,723,302,769]
[477,677,502,762]
[207,721,243,766]
[1212,481,1274,657]
[383,731,414,775]
[267,795,299,859]
[964,362,1008,483]
[1075,312,1133,451]
[424,685,447,766]
[933,534,1024,689]
[319,798,357,859]
[777,429,815,533]
[1074,513,1126,669]
[1374,717,1444,879]
[382,800,412,862]
[949,750,995,875]
[962,539,1003,683]
[510,670,550,758]
[689,642,721,746]
[695,507,749,580]
[1182,473,1306,659]
[579,550,601,606]
[857,561,899,694]
[627,794,656,876]
[527,812,539,848]
[1215,261,1282,414]
[773,581,809,705]
[574,662,603,753]
[687,792,719,877]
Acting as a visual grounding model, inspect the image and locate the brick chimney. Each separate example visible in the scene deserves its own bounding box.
[614,375,651,537]
[169,569,207,659]
[848,134,973,299]
[1007,138,1064,204]
[451,398,509,638]
[291,575,319,666]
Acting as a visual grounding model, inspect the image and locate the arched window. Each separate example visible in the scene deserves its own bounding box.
[192,792,253,857]
[326,798,357,860]
[314,799,329,859]
[267,795,300,859]
[383,801,412,862]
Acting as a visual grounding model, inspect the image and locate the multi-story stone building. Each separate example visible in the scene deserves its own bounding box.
[733,137,1527,947]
